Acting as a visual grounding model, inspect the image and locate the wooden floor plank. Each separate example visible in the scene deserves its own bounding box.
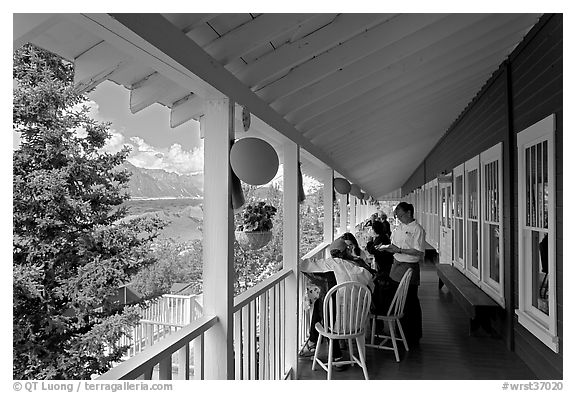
[297,262,536,380]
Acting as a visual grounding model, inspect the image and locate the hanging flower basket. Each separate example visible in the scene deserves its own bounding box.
[235,230,273,250]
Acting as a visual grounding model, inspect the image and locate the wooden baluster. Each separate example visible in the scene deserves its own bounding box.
[192,333,204,380]
[177,343,190,380]
[159,354,172,380]
[269,286,276,379]
[242,304,250,379]
[234,310,242,379]
[259,292,268,380]
[250,301,257,380]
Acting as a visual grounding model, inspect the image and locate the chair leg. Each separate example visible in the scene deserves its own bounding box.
[396,319,409,351]
[327,338,334,380]
[355,336,369,380]
[347,338,354,363]
[312,334,322,371]
[370,316,376,345]
[388,320,400,362]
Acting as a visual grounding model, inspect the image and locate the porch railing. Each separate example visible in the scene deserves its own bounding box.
[118,294,203,358]
[98,315,218,380]
[99,242,336,381]
[100,268,296,380]
[232,267,293,380]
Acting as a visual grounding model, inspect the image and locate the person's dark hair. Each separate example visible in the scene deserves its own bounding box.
[396,201,415,216]
[372,219,392,238]
[341,232,361,256]
[372,220,384,236]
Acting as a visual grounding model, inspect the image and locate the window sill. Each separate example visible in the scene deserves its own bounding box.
[515,309,559,353]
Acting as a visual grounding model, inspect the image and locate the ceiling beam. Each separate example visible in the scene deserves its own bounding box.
[107,13,355,187]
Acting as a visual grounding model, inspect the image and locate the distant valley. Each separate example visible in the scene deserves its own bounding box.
[122,164,204,242]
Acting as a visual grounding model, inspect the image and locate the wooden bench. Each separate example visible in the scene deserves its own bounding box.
[436,264,501,336]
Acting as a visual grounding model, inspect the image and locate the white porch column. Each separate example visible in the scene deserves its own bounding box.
[323,170,334,252]
[282,141,299,379]
[339,193,347,235]
[350,196,356,232]
[202,97,235,380]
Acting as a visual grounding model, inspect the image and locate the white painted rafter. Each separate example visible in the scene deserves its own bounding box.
[65,13,223,100]
[290,14,534,124]
[304,43,512,142]
[203,13,314,64]
[73,41,131,93]
[170,94,205,128]
[236,13,392,88]
[254,14,449,102]
[279,13,506,119]
[129,71,181,114]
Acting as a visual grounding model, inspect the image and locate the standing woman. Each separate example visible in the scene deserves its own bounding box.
[381,202,426,346]
[366,220,394,281]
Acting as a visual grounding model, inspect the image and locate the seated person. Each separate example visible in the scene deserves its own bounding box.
[340,232,374,274]
[299,238,374,361]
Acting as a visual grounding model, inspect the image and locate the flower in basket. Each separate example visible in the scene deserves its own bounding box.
[237,202,277,232]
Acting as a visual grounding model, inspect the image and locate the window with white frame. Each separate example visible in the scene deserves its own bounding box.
[464,156,481,281]
[453,164,465,269]
[516,114,558,352]
[480,143,504,306]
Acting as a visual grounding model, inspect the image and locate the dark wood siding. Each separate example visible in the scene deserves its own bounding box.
[424,71,509,183]
[510,13,562,379]
[402,162,425,195]
[401,14,562,379]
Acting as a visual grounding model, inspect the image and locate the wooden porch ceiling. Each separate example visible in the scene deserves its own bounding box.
[14,13,542,198]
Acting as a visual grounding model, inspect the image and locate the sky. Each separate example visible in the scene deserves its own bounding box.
[87,81,205,176]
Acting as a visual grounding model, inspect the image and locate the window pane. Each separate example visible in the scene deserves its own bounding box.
[468,169,478,219]
[530,145,537,226]
[441,188,446,226]
[543,140,548,228]
[456,218,463,259]
[468,220,479,269]
[537,142,542,228]
[487,223,500,282]
[525,148,531,225]
[531,231,549,315]
[455,175,463,217]
[447,186,452,229]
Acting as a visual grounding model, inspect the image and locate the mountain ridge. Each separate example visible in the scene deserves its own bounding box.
[121,162,203,199]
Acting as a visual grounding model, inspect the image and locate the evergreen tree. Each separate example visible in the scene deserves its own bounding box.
[13,44,164,379]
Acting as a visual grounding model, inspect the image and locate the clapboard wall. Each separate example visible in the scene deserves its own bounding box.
[401,14,562,379]
[509,13,563,380]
